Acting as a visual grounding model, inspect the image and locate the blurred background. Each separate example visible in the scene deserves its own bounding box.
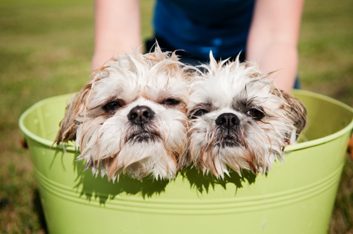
[0,0,352,233]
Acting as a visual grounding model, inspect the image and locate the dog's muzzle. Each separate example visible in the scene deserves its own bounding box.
[127,105,160,143]
[128,105,155,125]
[215,113,240,147]
[128,130,160,143]
[215,113,240,129]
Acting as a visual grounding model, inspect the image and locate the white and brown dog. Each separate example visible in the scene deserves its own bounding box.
[56,47,191,180]
[187,54,306,178]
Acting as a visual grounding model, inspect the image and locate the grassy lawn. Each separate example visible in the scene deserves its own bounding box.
[0,0,352,233]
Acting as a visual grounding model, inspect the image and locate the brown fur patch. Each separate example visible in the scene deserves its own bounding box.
[272,88,307,135]
[55,83,92,144]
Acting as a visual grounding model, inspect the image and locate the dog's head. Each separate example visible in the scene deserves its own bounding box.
[56,48,191,180]
[187,55,306,177]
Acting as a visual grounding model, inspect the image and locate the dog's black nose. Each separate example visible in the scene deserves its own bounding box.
[215,113,240,128]
[128,105,155,125]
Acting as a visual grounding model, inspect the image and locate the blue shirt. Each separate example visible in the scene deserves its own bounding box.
[153,0,255,60]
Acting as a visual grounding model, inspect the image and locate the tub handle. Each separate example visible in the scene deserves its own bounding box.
[348,134,353,159]
[20,138,28,149]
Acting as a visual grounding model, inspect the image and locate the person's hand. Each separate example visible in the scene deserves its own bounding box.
[92,0,141,70]
[247,0,304,92]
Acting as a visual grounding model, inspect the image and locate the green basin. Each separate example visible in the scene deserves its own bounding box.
[19,90,353,234]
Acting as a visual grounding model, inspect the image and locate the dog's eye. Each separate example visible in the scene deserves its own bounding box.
[189,109,209,119]
[246,108,265,121]
[161,98,181,106]
[102,100,123,113]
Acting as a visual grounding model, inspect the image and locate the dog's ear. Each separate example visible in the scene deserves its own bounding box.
[55,83,92,144]
[273,89,307,138]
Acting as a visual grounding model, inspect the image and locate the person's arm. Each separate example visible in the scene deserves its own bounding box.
[92,0,141,70]
[246,0,304,92]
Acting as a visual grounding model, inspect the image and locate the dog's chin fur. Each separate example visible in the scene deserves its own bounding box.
[91,141,178,180]
[56,47,191,180]
[187,54,307,178]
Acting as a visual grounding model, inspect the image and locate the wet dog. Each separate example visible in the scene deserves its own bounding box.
[187,54,306,177]
[56,47,191,180]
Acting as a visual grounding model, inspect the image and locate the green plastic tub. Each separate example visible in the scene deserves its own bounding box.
[19,90,353,234]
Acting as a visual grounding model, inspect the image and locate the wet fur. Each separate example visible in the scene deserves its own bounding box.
[187,54,306,177]
[56,47,192,180]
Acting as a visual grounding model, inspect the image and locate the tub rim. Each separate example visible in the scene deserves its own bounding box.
[19,90,353,153]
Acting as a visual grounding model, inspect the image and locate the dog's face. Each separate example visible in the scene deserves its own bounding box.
[56,49,190,180]
[187,56,306,177]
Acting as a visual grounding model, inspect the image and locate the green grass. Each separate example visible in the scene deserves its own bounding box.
[0,0,352,233]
